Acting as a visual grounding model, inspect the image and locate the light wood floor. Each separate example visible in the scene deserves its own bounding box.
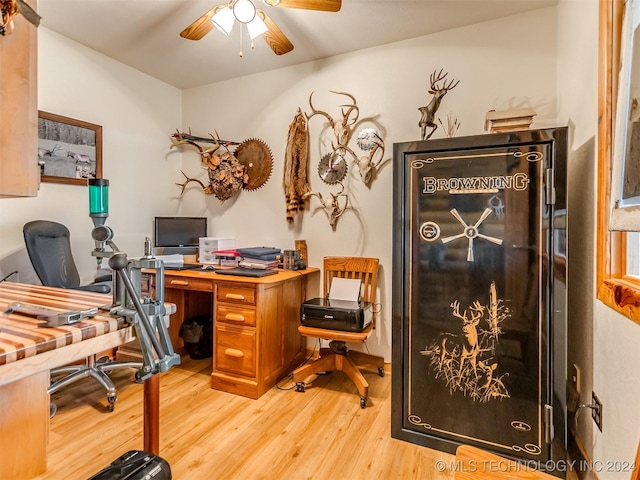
[34,356,455,480]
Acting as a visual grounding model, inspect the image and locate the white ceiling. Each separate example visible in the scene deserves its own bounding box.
[38,0,558,90]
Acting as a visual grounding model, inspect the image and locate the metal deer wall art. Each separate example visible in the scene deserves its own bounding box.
[418,69,460,140]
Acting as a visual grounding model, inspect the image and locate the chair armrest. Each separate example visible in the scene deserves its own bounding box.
[93,273,112,283]
[73,284,111,294]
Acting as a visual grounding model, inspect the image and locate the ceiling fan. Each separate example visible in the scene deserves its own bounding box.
[180,0,342,56]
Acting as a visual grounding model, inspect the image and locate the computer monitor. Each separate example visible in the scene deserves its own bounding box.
[154,216,207,255]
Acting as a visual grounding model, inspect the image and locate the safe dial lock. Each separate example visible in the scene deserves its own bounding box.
[419,221,441,242]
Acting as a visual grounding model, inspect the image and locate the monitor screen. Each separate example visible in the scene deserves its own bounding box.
[154,217,207,248]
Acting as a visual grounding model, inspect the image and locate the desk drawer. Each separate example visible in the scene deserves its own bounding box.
[166,276,213,292]
[217,305,256,327]
[215,324,256,378]
[217,284,256,306]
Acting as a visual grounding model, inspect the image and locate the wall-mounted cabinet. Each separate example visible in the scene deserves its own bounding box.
[0,0,39,197]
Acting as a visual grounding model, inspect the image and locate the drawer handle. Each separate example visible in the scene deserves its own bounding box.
[170,280,189,286]
[224,348,244,358]
[224,313,245,322]
[225,293,246,301]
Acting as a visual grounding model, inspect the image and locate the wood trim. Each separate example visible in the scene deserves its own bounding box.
[597,278,640,323]
[631,439,640,480]
[597,0,619,287]
[596,0,640,325]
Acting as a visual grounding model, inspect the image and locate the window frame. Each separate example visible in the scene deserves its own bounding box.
[598,0,640,325]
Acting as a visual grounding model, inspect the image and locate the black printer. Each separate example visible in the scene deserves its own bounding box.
[300,298,373,332]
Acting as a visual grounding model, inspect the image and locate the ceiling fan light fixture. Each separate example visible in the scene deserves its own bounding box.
[233,0,257,23]
[246,15,268,39]
[211,6,235,35]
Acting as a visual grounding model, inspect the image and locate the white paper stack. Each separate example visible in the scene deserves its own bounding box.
[328,277,362,307]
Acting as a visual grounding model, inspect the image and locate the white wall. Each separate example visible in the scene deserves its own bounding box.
[0,28,183,283]
[556,0,640,474]
[180,6,559,361]
[593,302,640,476]
[556,0,599,462]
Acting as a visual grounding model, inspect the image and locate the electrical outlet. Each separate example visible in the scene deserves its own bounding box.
[592,391,603,431]
[571,364,581,393]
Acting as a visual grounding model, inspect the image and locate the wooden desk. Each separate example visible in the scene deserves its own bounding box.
[0,282,157,480]
[147,267,319,399]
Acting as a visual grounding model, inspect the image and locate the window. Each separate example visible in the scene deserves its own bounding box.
[611,0,640,230]
[598,0,640,325]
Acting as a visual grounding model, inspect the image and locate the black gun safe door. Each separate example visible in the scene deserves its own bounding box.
[391,128,567,462]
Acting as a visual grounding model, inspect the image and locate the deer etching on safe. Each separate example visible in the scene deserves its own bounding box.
[450,300,482,378]
[418,69,460,140]
[420,282,511,402]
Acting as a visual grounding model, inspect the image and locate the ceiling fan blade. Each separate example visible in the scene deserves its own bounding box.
[15,0,41,27]
[180,6,219,40]
[258,10,294,55]
[267,0,341,12]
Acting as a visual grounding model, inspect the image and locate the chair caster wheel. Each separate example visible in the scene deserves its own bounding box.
[378,367,385,377]
[107,394,117,411]
[50,402,57,419]
[360,397,367,409]
[295,382,306,392]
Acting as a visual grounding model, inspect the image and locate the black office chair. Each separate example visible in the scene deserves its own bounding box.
[23,220,111,293]
[23,220,140,415]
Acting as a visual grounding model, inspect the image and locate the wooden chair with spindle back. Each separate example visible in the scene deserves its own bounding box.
[292,256,384,408]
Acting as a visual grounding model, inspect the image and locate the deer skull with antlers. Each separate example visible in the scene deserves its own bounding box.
[303,184,348,230]
[354,127,385,185]
[306,90,359,153]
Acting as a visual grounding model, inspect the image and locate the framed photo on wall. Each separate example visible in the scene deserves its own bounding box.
[38,111,102,185]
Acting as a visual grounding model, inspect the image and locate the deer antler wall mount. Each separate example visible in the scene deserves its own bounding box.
[305,90,385,187]
[169,130,273,202]
[299,91,386,228]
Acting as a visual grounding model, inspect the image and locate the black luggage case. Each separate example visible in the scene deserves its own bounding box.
[88,450,171,480]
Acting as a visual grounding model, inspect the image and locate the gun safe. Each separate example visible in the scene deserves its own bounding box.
[391,127,567,463]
